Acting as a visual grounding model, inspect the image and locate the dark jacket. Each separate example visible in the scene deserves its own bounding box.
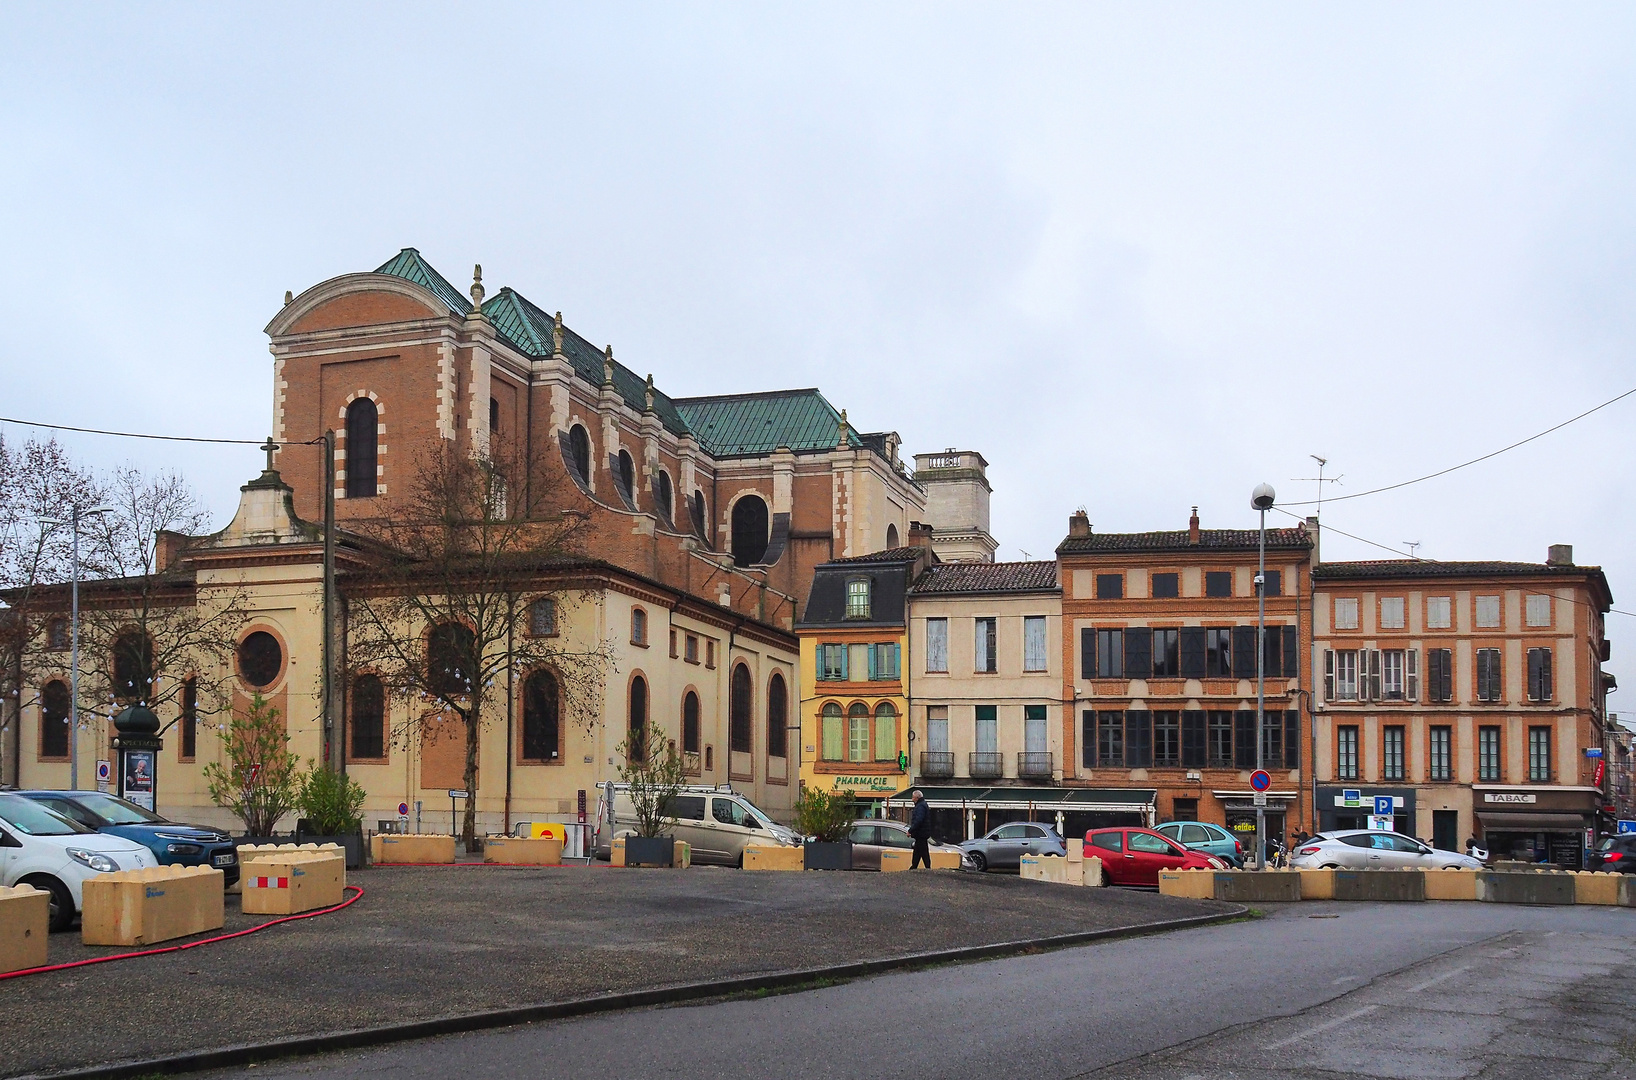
[908,800,930,839]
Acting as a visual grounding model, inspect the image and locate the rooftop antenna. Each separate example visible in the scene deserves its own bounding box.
[1291,454,1343,519]
[1019,549,1032,561]
[1404,541,1421,559]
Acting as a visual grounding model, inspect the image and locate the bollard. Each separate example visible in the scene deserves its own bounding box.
[82,865,225,946]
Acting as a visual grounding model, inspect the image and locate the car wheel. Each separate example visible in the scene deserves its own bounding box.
[25,876,74,932]
[1321,863,1340,870]
[970,852,987,873]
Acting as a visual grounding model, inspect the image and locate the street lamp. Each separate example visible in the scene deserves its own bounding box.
[1250,483,1276,871]
[39,504,115,791]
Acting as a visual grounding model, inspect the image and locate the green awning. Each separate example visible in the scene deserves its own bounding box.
[884,786,1156,811]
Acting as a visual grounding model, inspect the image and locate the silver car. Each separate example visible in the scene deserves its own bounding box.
[1290,830,1484,870]
[846,820,972,871]
[958,822,1067,872]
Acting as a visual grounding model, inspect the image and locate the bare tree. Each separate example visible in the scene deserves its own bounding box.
[345,442,614,850]
[0,435,102,784]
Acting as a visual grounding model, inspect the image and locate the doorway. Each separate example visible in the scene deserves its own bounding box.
[1432,810,1459,852]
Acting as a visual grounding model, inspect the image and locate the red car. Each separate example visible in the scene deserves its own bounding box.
[1085,827,1225,885]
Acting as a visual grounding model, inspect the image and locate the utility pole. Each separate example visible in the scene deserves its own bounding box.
[323,429,341,773]
[1251,483,1276,871]
[40,504,114,790]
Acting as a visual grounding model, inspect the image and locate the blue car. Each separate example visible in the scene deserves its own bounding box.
[1155,820,1245,868]
[18,791,239,887]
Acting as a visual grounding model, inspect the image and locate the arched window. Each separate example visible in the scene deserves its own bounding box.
[821,702,843,761]
[523,670,560,762]
[567,425,591,484]
[427,623,475,698]
[351,674,385,760]
[113,630,154,702]
[874,702,898,762]
[617,449,635,501]
[766,673,787,758]
[345,397,378,498]
[691,490,707,540]
[238,630,283,689]
[628,675,648,762]
[656,470,672,523]
[731,495,768,567]
[40,680,69,758]
[682,691,700,754]
[847,703,870,763]
[730,664,753,753]
[180,677,197,760]
[886,523,900,548]
[631,607,647,646]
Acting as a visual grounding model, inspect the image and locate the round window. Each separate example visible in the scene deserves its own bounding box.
[239,631,283,688]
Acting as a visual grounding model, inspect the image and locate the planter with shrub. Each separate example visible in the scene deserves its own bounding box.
[795,786,855,871]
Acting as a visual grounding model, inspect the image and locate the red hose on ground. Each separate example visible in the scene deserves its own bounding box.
[0,884,364,981]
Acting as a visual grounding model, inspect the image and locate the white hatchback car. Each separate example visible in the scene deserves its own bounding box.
[0,792,158,930]
[1290,829,1484,871]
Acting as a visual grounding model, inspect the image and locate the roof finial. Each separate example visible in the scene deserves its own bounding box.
[283,290,293,306]
[552,311,563,353]
[644,374,655,413]
[470,264,485,308]
[837,408,850,448]
[602,346,615,387]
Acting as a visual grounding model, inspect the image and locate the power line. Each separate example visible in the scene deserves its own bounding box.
[1277,505,1636,619]
[1281,385,1636,508]
[0,416,270,446]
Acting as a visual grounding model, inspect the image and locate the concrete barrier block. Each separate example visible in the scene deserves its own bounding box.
[1083,856,1104,887]
[931,849,964,870]
[1158,868,1216,899]
[1214,869,1302,903]
[242,851,346,915]
[1621,875,1636,907]
[1477,870,1576,905]
[1334,870,1424,902]
[880,849,912,872]
[610,837,625,867]
[677,841,692,869]
[1066,838,1085,862]
[483,836,563,865]
[744,844,804,871]
[1424,868,1478,901]
[1571,872,1621,906]
[0,884,49,973]
[1021,854,1074,884]
[82,865,225,946]
[370,834,455,865]
[1295,869,1335,900]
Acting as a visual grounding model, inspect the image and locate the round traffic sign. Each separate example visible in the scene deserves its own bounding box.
[1249,770,1272,792]
[397,802,409,816]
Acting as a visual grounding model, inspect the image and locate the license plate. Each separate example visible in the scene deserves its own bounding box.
[213,853,236,867]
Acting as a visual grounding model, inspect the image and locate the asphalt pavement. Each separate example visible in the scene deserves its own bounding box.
[205,901,1636,1080]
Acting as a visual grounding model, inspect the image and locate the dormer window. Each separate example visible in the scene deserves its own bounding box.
[845,578,871,619]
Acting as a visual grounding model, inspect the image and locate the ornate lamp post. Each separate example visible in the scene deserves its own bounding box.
[1250,482,1276,870]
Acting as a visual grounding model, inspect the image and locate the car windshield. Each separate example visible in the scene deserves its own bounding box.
[0,793,91,836]
[732,795,776,831]
[1597,837,1617,852]
[72,794,165,825]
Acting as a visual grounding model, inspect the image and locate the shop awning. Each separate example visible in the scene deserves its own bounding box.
[884,786,1156,813]
[1477,812,1588,831]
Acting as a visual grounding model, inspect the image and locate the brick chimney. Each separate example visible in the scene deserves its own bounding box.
[1547,544,1574,567]
[908,521,936,551]
[1188,507,1200,545]
[154,530,191,571]
[1068,510,1090,538]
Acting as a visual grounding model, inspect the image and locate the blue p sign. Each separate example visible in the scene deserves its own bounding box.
[1374,796,1394,817]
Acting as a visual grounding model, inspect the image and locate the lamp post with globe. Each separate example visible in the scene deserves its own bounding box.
[1250,482,1276,870]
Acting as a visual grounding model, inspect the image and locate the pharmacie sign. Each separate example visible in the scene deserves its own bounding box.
[828,775,899,792]
[1483,793,1536,804]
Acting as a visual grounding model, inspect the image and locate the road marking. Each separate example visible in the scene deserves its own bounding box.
[1407,966,1469,992]
[1266,1005,1378,1049]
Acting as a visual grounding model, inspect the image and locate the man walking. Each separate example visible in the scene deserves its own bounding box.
[909,789,931,869]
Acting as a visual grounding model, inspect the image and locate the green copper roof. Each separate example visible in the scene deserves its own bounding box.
[673,389,861,457]
[374,248,473,316]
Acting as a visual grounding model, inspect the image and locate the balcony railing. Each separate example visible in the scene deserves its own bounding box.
[919,751,955,779]
[969,752,1004,779]
[1018,752,1055,779]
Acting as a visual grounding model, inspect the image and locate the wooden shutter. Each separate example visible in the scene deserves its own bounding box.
[1406,649,1418,702]
[1281,626,1298,677]
[1081,628,1095,680]
[1181,710,1206,767]
[1234,711,1256,769]
[1366,649,1382,701]
[1123,628,1151,679]
[1179,628,1206,678]
[1284,709,1300,768]
[1541,648,1551,700]
[1232,627,1257,678]
[1125,711,1152,767]
[1081,711,1096,769]
[1324,649,1334,699]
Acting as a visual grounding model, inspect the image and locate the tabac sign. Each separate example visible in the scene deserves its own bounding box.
[1483,793,1536,804]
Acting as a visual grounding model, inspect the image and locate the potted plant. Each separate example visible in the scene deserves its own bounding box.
[796,786,856,870]
[203,693,301,845]
[295,763,368,869]
[617,722,691,867]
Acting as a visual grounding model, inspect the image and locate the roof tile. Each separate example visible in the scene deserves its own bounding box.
[1057,528,1311,554]
[911,561,1059,594]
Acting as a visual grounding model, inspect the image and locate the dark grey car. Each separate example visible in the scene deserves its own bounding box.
[958,822,1066,872]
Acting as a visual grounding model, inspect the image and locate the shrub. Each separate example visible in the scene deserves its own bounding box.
[616,723,693,838]
[297,764,367,835]
[202,693,300,836]
[794,785,855,843]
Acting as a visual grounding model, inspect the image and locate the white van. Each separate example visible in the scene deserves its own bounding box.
[594,784,797,867]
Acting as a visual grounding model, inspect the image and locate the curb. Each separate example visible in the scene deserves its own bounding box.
[18,904,1245,1080]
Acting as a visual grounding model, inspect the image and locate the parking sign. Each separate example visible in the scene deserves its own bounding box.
[1374,795,1394,817]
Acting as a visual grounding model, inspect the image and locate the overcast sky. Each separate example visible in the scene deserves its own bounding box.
[3,5,1633,694]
